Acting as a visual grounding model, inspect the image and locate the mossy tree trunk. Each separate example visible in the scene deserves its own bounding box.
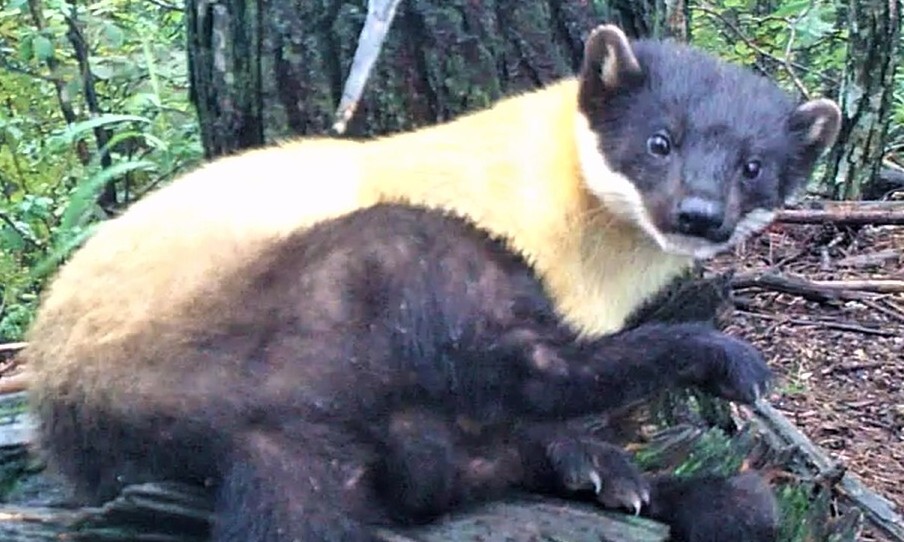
[822,0,902,200]
[184,0,672,159]
[601,0,689,41]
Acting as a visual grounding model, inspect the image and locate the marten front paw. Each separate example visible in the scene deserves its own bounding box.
[546,436,650,515]
[678,330,772,404]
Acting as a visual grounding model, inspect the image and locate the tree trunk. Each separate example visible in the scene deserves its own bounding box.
[184,0,676,159]
[822,0,902,200]
[603,0,689,41]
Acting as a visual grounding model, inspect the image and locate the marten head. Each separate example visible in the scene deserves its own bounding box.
[575,25,841,259]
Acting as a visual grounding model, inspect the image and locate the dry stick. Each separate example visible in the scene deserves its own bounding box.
[730,272,876,303]
[821,362,885,376]
[864,298,904,325]
[736,310,896,337]
[775,204,904,226]
[0,343,29,396]
[835,249,901,268]
[331,0,405,134]
[0,373,29,395]
[0,342,27,354]
[808,279,904,294]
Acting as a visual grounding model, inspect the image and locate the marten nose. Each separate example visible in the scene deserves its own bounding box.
[676,197,728,242]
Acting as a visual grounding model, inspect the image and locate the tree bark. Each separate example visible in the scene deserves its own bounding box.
[822,0,902,200]
[183,0,677,159]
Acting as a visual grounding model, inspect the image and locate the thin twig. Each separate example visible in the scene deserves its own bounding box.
[780,5,811,98]
[807,279,904,294]
[857,298,904,325]
[332,0,405,134]
[821,362,885,376]
[736,310,896,337]
[693,3,837,87]
[0,213,40,250]
[731,272,874,303]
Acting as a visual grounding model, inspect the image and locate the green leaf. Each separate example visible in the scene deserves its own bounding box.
[30,225,98,281]
[59,114,152,143]
[0,224,26,252]
[33,35,53,61]
[4,0,28,12]
[91,62,115,80]
[17,35,32,61]
[794,10,834,41]
[59,159,157,232]
[97,130,166,158]
[772,0,811,18]
[103,23,124,49]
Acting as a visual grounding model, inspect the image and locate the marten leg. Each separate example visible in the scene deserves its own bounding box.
[375,409,648,521]
[376,410,777,541]
[374,408,468,522]
[642,471,779,542]
[494,321,772,418]
[213,425,383,542]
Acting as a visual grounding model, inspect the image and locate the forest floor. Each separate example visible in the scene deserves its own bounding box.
[706,218,904,542]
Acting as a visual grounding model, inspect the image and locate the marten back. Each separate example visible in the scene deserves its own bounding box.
[31,203,560,504]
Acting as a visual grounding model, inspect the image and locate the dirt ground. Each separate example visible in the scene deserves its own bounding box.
[706,218,904,541]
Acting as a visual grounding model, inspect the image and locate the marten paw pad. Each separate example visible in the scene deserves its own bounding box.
[546,437,649,515]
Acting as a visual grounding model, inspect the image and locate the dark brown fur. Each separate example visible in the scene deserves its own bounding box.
[31,204,775,541]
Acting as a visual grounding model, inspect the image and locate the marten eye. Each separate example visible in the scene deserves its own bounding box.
[646,132,671,157]
[742,159,762,180]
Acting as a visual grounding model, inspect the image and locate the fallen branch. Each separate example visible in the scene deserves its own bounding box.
[0,373,30,396]
[331,0,405,134]
[835,249,901,268]
[821,362,885,377]
[776,202,904,226]
[730,272,876,303]
[807,279,904,294]
[0,342,27,354]
[860,298,904,325]
[748,402,904,541]
[735,310,896,337]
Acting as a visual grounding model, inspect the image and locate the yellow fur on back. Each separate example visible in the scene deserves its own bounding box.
[25,79,692,396]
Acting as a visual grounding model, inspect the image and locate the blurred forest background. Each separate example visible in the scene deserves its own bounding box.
[0,0,899,341]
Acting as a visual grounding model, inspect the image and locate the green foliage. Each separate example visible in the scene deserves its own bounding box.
[689,1,903,196]
[0,0,203,340]
[634,425,861,542]
[690,1,843,97]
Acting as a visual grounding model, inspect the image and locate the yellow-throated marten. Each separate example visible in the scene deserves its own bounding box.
[24,25,835,539]
[29,202,778,542]
[23,25,841,382]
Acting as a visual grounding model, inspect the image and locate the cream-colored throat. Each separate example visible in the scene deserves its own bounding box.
[543,219,693,338]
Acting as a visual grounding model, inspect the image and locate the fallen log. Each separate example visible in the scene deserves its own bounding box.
[746,402,904,541]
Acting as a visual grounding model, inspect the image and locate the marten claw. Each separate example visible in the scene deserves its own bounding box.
[546,436,649,515]
[589,470,603,494]
[631,496,642,516]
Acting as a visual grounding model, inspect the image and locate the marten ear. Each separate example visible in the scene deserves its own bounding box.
[788,98,842,154]
[580,24,644,92]
[782,98,842,201]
